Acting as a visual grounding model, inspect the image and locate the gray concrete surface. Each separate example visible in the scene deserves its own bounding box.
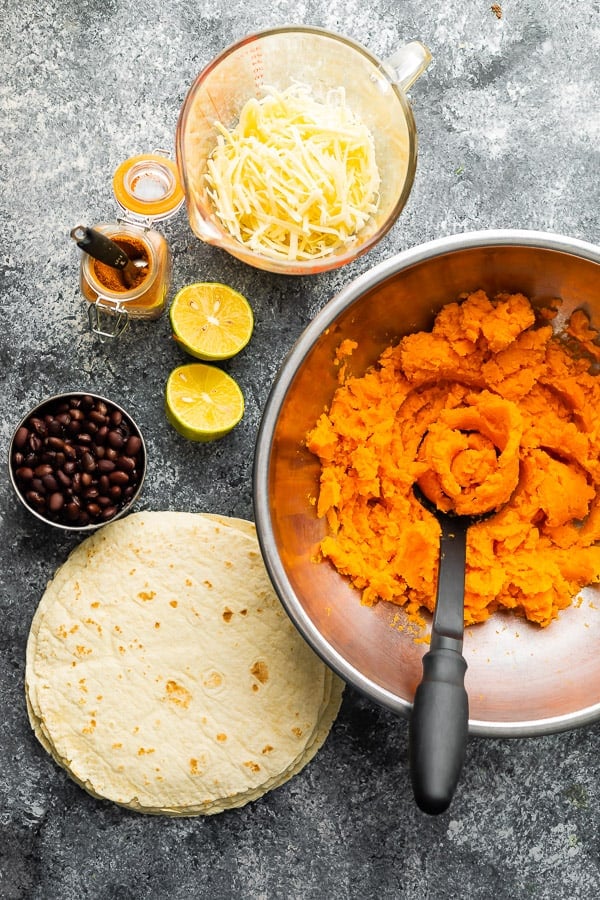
[1,1,599,898]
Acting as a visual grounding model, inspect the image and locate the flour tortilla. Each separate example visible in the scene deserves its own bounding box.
[26,512,344,815]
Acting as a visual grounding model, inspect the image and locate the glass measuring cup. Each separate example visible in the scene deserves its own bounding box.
[176,26,431,275]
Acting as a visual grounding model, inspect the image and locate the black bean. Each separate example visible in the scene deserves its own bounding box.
[89,410,107,426]
[66,501,81,520]
[108,430,124,449]
[30,417,47,437]
[56,470,71,488]
[47,418,63,436]
[42,474,58,492]
[109,470,130,486]
[125,435,142,456]
[48,492,64,513]
[98,459,116,473]
[116,456,136,473]
[15,467,34,482]
[26,491,45,508]
[14,426,29,450]
[81,451,96,473]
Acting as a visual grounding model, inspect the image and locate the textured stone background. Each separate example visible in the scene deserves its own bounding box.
[1,1,599,898]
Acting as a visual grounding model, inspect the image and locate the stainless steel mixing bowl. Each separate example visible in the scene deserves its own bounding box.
[253,230,600,737]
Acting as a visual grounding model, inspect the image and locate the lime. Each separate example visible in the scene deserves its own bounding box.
[165,363,245,442]
[169,282,254,361]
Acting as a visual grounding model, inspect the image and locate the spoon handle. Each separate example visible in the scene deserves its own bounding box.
[409,643,469,815]
[70,225,131,270]
[409,518,469,815]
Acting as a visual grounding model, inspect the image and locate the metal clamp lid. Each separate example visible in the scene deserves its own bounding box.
[88,299,129,340]
[112,150,185,222]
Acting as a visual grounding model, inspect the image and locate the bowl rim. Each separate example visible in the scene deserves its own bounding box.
[8,391,147,533]
[266,229,600,362]
[253,228,600,737]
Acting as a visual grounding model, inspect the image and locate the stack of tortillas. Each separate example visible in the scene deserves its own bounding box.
[25,511,344,815]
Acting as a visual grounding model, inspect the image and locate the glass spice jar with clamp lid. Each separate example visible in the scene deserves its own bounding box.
[71,150,184,339]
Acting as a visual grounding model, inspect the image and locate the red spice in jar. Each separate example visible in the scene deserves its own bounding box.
[91,235,150,292]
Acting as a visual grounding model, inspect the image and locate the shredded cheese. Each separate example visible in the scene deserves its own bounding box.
[204,84,381,261]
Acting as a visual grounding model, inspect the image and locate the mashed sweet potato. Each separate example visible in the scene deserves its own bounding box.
[306,290,600,628]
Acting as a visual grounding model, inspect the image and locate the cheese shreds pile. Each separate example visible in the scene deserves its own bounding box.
[204,84,381,261]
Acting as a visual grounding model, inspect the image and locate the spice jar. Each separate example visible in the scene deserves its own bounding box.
[77,151,184,338]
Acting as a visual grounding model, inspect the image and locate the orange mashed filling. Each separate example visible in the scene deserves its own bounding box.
[306,290,600,628]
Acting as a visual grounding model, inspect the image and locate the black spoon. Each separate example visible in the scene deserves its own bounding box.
[70,225,145,289]
[409,484,494,815]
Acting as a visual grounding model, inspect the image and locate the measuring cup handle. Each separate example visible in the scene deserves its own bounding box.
[382,41,432,92]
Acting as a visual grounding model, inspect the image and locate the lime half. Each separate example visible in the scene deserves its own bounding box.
[165,363,245,441]
[169,282,254,361]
